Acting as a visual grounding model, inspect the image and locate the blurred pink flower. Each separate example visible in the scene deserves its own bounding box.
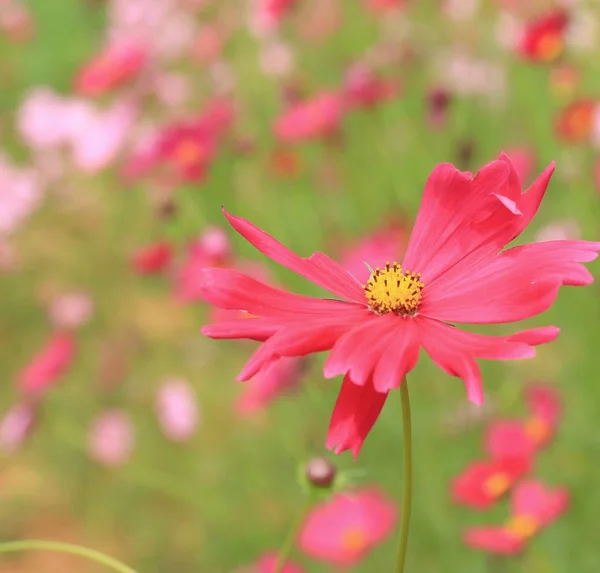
[0,154,42,236]
[343,64,400,110]
[249,0,296,37]
[259,41,294,78]
[237,357,304,416]
[174,227,232,302]
[192,25,224,65]
[153,72,192,108]
[299,488,397,565]
[156,377,200,442]
[274,92,344,143]
[131,240,173,275]
[340,223,408,284]
[48,291,94,330]
[89,409,134,467]
[364,0,409,13]
[74,40,147,96]
[253,553,304,573]
[0,402,37,453]
[464,480,569,555]
[535,218,580,243]
[502,146,536,185]
[17,331,77,395]
[442,0,479,21]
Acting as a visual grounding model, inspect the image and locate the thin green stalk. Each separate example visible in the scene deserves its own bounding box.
[0,540,137,573]
[273,495,314,573]
[394,378,413,573]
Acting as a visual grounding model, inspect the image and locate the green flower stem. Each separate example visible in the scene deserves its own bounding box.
[273,495,314,573]
[394,378,413,573]
[0,540,138,573]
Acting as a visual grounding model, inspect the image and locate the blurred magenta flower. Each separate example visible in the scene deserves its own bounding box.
[131,240,173,275]
[251,552,304,573]
[156,377,199,442]
[0,402,37,453]
[343,64,400,110]
[48,291,94,330]
[74,40,147,96]
[200,155,599,456]
[0,153,42,236]
[236,357,304,416]
[452,456,531,510]
[299,488,397,566]
[464,480,569,554]
[274,92,344,143]
[249,0,297,37]
[17,331,76,395]
[518,9,569,63]
[88,409,134,467]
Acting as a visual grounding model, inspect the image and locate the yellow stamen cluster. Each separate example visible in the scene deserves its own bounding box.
[341,527,368,552]
[505,515,539,539]
[483,473,510,498]
[363,261,424,315]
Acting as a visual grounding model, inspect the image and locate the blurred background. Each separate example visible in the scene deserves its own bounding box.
[1,0,599,571]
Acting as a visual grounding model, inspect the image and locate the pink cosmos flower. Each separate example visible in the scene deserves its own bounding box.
[0,154,42,236]
[343,64,400,110]
[155,378,200,441]
[236,356,305,416]
[88,409,134,467]
[251,552,305,573]
[0,402,37,453]
[464,480,569,555]
[299,488,397,565]
[17,331,76,394]
[48,291,94,330]
[451,456,531,510]
[274,92,344,143]
[485,384,562,459]
[131,241,173,275]
[74,40,147,96]
[199,155,599,457]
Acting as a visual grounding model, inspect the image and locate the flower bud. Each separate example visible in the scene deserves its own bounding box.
[305,456,336,489]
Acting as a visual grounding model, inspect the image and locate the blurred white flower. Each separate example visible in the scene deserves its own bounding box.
[535,219,581,243]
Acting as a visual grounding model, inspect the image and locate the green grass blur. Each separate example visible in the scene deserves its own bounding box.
[1,1,600,572]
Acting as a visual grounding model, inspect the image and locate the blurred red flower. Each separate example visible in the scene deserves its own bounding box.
[343,65,400,110]
[452,456,531,510]
[464,480,569,555]
[518,10,569,64]
[485,384,562,460]
[299,488,397,565]
[131,241,173,275]
[555,99,598,142]
[274,92,344,143]
[18,331,77,394]
[199,155,599,457]
[75,41,147,96]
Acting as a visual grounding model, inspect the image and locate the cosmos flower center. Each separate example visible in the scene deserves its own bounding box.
[524,417,550,444]
[341,527,368,552]
[537,33,563,62]
[363,261,424,315]
[505,515,539,539]
[173,139,204,166]
[483,473,510,498]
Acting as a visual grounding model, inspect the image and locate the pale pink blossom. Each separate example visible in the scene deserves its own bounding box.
[48,291,94,329]
[0,402,37,453]
[156,378,200,441]
[259,41,294,78]
[89,409,134,467]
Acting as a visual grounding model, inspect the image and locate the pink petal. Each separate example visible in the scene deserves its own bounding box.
[201,317,281,341]
[372,318,420,392]
[326,375,388,458]
[238,316,361,381]
[511,480,569,525]
[323,314,396,385]
[485,420,536,459]
[464,527,524,555]
[223,209,365,303]
[423,239,600,324]
[198,267,364,317]
[525,383,562,425]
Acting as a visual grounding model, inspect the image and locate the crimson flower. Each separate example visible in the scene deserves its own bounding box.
[464,480,569,555]
[199,155,599,457]
[518,10,569,64]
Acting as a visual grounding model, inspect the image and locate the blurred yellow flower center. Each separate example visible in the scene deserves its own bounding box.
[537,33,563,62]
[484,473,510,498]
[173,139,203,166]
[363,262,424,315]
[505,515,539,539]
[525,417,550,444]
[341,527,368,552]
